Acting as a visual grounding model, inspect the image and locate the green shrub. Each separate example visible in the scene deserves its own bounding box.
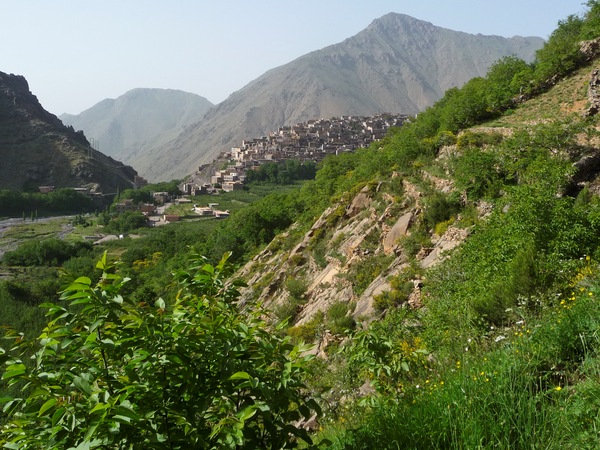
[434,217,454,236]
[285,276,308,300]
[399,229,431,259]
[344,254,394,296]
[0,252,320,449]
[288,311,325,343]
[423,192,461,230]
[373,287,410,311]
[2,238,92,267]
[273,297,304,324]
[452,147,506,200]
[456,130,504,149]
[326,301,356,335]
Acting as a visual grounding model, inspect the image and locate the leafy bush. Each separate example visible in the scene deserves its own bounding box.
[344,254,394,296]
[287,311,326,344]
[104,211,148,233]
[451,146,506,199]
[423,192,461,230]
[485,56,535,111]
[0,253,321,449]
[399,229,432,259]
[534,14,584,83]
[245,160,317,184]
[326,301,355,335]
[286,276,308,300]
[2,238,92,267]
[456,130,504,149]
[373,281,414,312]
[0,189,95,216]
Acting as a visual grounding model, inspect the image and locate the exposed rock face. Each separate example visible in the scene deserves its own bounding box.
[383,212,413,255]
[420,226,471,269]
[585,67,600,117]
[345,186,372,218]
[580,38,600,62]
[237,168,478,340]
[0,71,137,192]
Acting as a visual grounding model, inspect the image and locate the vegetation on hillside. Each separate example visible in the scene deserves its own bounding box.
[0,189,95,217]
[244,160,317,185]
[3,2,600,448]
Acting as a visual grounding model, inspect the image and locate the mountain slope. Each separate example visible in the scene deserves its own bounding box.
[137,13,544,181]
[238,54,600,340]
[0,71,137,192]
[60,88,213,165]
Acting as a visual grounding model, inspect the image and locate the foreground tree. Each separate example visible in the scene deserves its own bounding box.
[0,252,319,449]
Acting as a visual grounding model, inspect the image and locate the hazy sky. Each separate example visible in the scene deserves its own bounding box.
[0,0,587,115]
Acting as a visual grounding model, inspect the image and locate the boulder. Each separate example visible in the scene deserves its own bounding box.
[346,186,372,218]
[383,212,413,255]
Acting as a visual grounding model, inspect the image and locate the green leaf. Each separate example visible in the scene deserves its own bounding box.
[38,398,57,417]
[236,406,257,422]
[2,363,26,379]
[90,402,110,414]
[96,251,108,270]
[3,398,21,414]
[229,371,251,380]
[83,419,101,442]
[73,375,92,395]
[88,319,104,332]
[51,407,66,426]
[74,276,92,286]
[201,263,215,275]
[66,291,94,300]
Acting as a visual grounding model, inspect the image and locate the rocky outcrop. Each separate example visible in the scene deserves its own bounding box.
[238,170,477,338]
[580,38,600,62]
[383,212,413,255]
[585,67,600,117]
[345,186,372,218]
[421,226,471,269]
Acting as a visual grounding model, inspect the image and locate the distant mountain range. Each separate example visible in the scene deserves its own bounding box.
[60,89,213,164]
[0,71,137,193]
[65,13,545,182]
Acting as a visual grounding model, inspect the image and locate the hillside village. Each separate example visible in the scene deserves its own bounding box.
[18,111,446,229]
[111,113,407,223]
[182,113,408,195]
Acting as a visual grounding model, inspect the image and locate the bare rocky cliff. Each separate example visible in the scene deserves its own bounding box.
[237,171,469,338]
[236,62,600,355]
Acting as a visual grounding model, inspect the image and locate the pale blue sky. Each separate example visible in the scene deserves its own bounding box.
[0,0,587,115]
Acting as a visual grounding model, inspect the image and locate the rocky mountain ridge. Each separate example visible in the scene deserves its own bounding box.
[0,71,137,193]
